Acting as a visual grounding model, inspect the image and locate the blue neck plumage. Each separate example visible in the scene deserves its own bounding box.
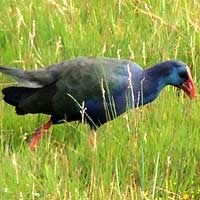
[133,67,168,107]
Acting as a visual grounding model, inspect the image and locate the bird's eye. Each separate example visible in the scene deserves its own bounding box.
[179,71,188,79]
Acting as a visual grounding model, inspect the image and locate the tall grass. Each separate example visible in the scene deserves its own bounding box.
[0,0,200,199]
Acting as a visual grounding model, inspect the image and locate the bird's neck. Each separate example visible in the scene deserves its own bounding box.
[137,66,167,106]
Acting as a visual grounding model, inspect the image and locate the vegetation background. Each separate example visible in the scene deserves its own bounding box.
[0,0,200,199]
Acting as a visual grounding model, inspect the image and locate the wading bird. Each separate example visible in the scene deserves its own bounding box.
[0,57,196,150]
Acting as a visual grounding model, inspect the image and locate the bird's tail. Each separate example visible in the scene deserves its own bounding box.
[0,66,44,88]
[0,66,25,80]
[2,86,37,114]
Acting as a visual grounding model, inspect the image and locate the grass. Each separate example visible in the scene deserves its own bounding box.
[0,0,200,199]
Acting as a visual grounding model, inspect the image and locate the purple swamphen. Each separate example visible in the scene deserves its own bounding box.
[0,57,196,150]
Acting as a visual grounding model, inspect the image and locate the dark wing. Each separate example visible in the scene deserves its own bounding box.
[51,57,142,116]
[0,57,143,118]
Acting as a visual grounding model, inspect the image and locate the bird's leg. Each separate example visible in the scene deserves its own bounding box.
[29,119,52,151]
[89,130,97,150]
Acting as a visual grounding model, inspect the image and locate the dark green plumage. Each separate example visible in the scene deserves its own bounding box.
[0,56,196,128]
[0,56,196,150]
[0,57,140,126]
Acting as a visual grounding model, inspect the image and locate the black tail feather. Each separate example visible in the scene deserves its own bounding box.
[2,87,37,114]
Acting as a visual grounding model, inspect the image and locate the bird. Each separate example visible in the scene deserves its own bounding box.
[0,56,196,150]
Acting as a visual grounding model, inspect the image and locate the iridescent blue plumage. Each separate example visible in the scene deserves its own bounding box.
[0,57,196,128]
[0,56,196,150]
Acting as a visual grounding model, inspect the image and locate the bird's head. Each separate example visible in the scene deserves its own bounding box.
[162,60,196,99]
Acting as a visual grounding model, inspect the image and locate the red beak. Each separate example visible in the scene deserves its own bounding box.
[180,66,196,99]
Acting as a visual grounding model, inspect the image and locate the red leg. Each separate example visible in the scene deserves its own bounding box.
[29,119,52,151]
